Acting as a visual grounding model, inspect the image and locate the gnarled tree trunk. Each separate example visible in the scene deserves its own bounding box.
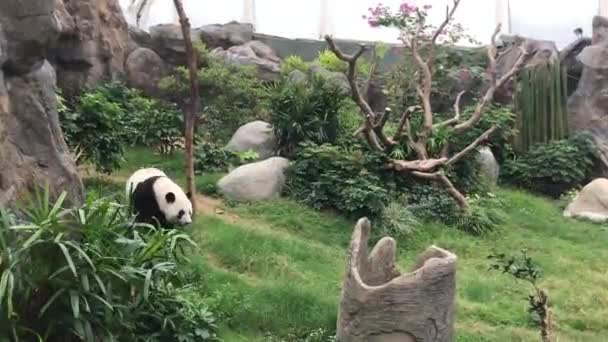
[337,218,457,342]
[0,0,84,208]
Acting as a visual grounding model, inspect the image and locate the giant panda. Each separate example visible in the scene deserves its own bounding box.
[125,167,193,228]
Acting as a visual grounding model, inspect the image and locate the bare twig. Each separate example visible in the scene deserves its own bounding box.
[411,170,468,210]
[430,0,461,45]
[324,36,374,122]
[434,90,466,129]
[446,125,498,166]
[454,25,533,133]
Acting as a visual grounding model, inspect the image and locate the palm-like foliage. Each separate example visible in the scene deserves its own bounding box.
[0,184,217,341]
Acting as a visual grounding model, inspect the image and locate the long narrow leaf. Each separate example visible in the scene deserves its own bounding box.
[57,242,78,277]
[70,290,80,318]
[39,288,66,317]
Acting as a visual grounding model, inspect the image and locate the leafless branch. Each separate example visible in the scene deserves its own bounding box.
[430,0,461,45]
[411,170,468,210]
[447,125,498,166]
[454,24,534,133]
[324,35,375,123]
[434,90,465,129]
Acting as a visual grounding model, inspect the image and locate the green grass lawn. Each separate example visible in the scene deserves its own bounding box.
[85,147,608,341]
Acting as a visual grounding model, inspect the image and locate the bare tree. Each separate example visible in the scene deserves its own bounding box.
[325,1,533,210]
[172,0,199,214]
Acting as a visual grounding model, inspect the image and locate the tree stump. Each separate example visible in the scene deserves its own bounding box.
[337,218,457,342]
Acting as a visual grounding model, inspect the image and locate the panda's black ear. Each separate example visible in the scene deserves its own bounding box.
[165,192,176,203]
[186,191,192,199]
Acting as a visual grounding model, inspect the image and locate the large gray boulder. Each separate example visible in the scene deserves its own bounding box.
[149,23,200,65]
[50,0,129,97]
[225,121,278,160]
[125,47,166,97]
[217,157,289,202]
[198,21,254,50]
[564,178,608,222]
[309,63,350,92]
[0,0,84,208]
[210,41,282,81]
[567,16,608,176]
[478,147,499,186]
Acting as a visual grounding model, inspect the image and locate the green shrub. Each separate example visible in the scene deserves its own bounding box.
[285,142,390,217]
[501,133,597,197]
[194,141,258,174]
[59,82,186,173]
[402,183,459,224]
[316,49,371,76]
[160,48,269,143]
[0,186,218,341]
[267,73,348,157]
[281,55,309,75]
[377,200,420,238]
[59,84,128,173]
[453,193,506,235]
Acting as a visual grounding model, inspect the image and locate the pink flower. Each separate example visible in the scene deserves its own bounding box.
[368,19,380,27]
[399,2,417,15]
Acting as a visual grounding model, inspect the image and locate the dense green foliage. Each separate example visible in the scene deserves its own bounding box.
[280,55,309,75]
[502,133,597,197]
[285,142,390,218]
[194,141,258,174]
[0,186,217,341]
[267,74,348,157]
[513,61,569,153]
[58,83,184,173]
[159,44,269,143]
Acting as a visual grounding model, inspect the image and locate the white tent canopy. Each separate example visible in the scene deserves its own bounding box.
[120,0,608,48]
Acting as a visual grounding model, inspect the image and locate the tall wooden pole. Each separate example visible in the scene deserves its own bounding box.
[172,0,198,215]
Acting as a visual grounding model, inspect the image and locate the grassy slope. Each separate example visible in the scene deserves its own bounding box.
[85,147,608,341]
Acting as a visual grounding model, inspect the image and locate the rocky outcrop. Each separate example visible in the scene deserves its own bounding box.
[149,23,199,66]
[564,178,608,222]
[225,121,278,160]
[125,47,166,97]
[198,21,254,50]
[217,157,289,202]
[559,37,592,95]
[567,16,608,176]
[0,0,84,208]
[210,41,282,81]
[494,35,559,104]
[51,0,129,97]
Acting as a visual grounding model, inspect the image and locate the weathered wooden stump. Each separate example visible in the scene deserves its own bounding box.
[337,218,457,342]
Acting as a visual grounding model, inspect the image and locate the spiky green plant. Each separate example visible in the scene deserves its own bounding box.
[513,61,569,153]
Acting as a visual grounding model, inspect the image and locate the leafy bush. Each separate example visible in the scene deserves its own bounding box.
[281,55,309,75]
[59,82,186,173]
[267,73,348,157]
[0,186,218,341]
[160,45,269,143]
[501,133,597,197]
[448,104,517,193]
[194,141,258,174]
[285,142,390,217]
[377,200,420,238]
[58,85,128,173]
[402,183,459,225]
[316,49,370,76]
[453,193,505,235]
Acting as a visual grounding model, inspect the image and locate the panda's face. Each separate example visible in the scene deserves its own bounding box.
[163,191,193,225]
[154,177,193,226]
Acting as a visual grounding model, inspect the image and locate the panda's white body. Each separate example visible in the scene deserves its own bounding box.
[125,167,167,200]
[126,168,193,228]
